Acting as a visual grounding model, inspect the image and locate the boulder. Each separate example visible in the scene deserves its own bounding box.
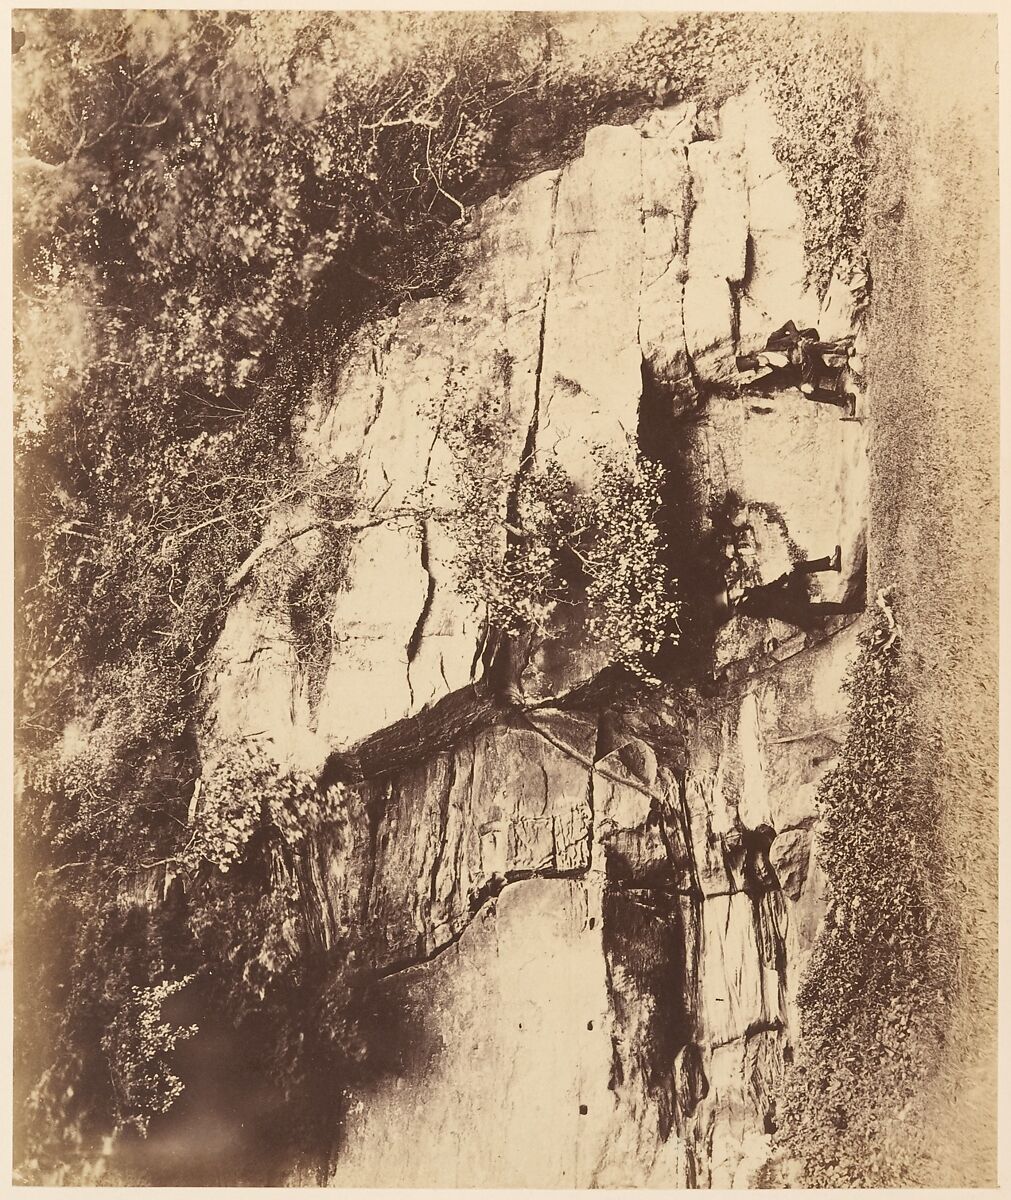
[769,828,812,899]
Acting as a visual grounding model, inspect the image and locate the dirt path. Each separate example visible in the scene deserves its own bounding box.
[860,14,998,1186]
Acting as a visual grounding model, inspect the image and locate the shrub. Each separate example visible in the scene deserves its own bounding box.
[582,453,680,680]
[103,977,198,1137]
[186,743,350,875]
[762,20,873,295]
[447,441,680,680]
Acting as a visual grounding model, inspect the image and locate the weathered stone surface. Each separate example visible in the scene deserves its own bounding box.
[638,107,696,407]
[698,1027,790,1188]
[769,827,812,900]
[297,716,598,968]
[686,140,749,285]
[697,892,786,1047]
[203,82,866,758]
[201,88,869,1190]
[538,125,644,492]
[328,878,615,1189]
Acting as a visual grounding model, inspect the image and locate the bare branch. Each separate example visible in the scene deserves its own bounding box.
[160,513,229,556]
[34,861,88,883]
[225,502,448,592]
[426,127,466,221]
[362,73,452,132]
[58,524,101,542]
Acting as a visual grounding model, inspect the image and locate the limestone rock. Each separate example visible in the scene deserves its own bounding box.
[328,878,614,1189]
[697,892,786,1047]
[202,84,839,755]
[638,108,696,407]
[537,125,644,492]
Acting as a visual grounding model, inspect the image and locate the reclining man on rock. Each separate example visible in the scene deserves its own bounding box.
[735,319,862,416]
[716,545,865,633]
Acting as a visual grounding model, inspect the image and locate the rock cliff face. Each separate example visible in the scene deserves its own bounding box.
[201,85,868,1187]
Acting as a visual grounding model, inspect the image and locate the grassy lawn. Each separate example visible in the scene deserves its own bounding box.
[859,14,997,1185]
[765,17,997,1187]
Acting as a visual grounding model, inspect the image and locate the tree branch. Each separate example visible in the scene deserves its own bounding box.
[160,513,229,555]
[225,507,429,591]
[426,127,466,221]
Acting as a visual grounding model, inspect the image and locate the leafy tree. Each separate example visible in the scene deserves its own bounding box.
[103,977,199,1137]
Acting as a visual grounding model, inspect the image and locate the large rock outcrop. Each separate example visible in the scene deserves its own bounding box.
[276,621,856,1188]
[201,84,869,1188]
[202,85,864,764]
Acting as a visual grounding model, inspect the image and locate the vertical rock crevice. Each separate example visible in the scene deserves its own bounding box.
[405,519,436,710]
[199,93,867,1189]
[491,173,562,701]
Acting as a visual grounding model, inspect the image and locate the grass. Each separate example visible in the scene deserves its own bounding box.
[768,596,953,1186]
[767,16,998,1185]
[858,15,998,1185]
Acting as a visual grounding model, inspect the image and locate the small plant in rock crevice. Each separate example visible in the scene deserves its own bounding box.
[185,742,350,875]
[446,434,680,682]
[433,372,680,682]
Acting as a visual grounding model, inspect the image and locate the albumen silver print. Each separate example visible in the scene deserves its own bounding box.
[12,8,998,1188]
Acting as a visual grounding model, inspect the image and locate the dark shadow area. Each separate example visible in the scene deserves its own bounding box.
[637,360,723,688]
[320,682,500,787]
[602,888,695,1142]
[112,1004,290,1187]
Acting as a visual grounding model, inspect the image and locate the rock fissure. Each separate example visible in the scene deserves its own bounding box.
[376,865,596,981]
[427,745,457,931]
[405,518,437,709]
[678,278,705,403]
[199,91,872,1189]
[515,174,559,500]
[361,340,388,442]
[710,1018,786,1053]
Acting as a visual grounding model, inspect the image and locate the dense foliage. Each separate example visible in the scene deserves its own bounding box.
[770,595,952,1186]
[447,432,680,680]
[103,977,199,1137]
[14,10,874,1184]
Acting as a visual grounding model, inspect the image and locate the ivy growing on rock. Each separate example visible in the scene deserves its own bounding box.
[769,593,952,1187]
[439,372,680,680]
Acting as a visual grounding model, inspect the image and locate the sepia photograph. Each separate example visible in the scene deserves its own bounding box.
[10,6,999,1189]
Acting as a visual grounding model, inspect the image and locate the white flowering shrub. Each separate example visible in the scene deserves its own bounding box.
[187,743,350,874]
[582,454,680,681]
[102,976,198,1136]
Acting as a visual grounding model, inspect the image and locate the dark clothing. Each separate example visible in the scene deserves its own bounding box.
[734,556,856,628]
[765,320,819,357]
[738,320,855,407]
[799,339,854,404]
[736,591,856,626]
